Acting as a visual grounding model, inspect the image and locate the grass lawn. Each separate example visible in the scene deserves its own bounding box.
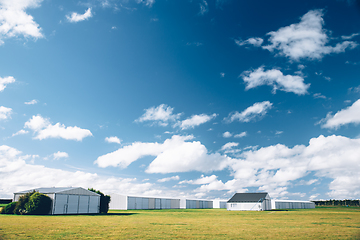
[0,206,359,239]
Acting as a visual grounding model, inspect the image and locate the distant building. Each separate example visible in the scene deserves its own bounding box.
[109,194,217,210]
[227,192,272,211]
[271,199,315,209]
[14,187,100,215]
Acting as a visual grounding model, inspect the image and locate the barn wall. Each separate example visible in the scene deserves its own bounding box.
[227,202,263,211]
[272,200,315,209]
[109,194,127,210]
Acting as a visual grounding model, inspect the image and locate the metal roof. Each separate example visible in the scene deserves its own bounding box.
[227,193,269,203]
[14,187,100,196]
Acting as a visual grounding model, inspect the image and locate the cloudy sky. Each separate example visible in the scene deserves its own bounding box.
[1,0,360,201]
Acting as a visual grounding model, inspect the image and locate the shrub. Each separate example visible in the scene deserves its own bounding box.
[25,192,52,215]
[88,188,111,213]
[0,202,17,214]
[14,190,35,215]
[14,190,52,215]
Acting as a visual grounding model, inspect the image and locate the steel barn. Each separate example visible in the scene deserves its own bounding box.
[109,194,215,210]
[14,187,100,215]
[227,192,272,211]
[109,194,181,210]
[271,199,315,209]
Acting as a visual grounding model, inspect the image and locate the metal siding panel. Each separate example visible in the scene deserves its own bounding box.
[170,199,179,209]
[142,198,149,210]
[67,195,79,214]
[54,194,68,214]
[148,198,155,209]
[89,196,99,213]
[155,198,161,209]
[128,197,136,210]
[78,196,90,214]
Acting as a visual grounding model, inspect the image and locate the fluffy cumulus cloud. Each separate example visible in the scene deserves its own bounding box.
[180,175,218,185]
[95,135,231,173]
[0,106,12,120]
[66,8,92,23]
[52,151,69,160]
[0,76,15,92]
[225,101,272,123]
[234,132,247,138]
[157,175,180,183]
[24,99,37,105]
[241,67,310,95]
[135,104,181,126]
[262,9,358,61]
[190,135,360,199]
[0,145,164,198]
[24,115,92,141]
[105,136,121,144]
[0,0,44,45]
[175,113,217,130]
[220,142,239,151]
[235,37,263,47]
[320,99,360,129]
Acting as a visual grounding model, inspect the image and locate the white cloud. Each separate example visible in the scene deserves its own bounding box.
[199,0,208,15]
[0,106,12,120]
[341,33,359,40]
[262,9,358,61]
[95,135,231,173]
[235,37,263,47]
[321,99,360,129]
[157,175,180,183]
[24,99,38,105]
[12,129,29,137]
[275,131,283,135]
[0,76,15,92]
[105,136,121,144]
[0,145,162,198]
[24,115,93,141]
[313,93,326,99]
[225,101,273,123]
[220,142,239,151]
[135,104,181,126]
[241,67,310,95]
[0,0,44,45]
[222,131,232,138]
[52,151,69,160]
[176,113,217,130]
[220,72,225,78]
[180,175,218,185]
[234,132,247,138]
[66,8,92,23]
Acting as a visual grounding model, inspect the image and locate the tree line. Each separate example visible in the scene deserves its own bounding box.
[312,199,360,207]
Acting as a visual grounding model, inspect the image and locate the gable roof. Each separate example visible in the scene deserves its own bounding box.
[14,187,100,196]
[227,193,269,203]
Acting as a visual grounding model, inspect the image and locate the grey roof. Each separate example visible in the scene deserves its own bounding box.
[227,193,269,203]
[14,187,100,196]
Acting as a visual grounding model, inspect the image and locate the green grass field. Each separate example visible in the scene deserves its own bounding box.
[0,206,359,239]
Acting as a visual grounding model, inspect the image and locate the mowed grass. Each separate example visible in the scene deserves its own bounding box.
[0,207,359,239]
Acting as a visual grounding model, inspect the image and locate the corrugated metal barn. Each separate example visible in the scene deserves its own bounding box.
[110,194,215,210]
[185,199,213,209]
[213,200,227,209]
[109,194,181,210]
[271,200,315,209]
[14,187,100,215]
[227,193,272,211]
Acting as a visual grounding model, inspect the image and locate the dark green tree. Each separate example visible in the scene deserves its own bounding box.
[25,192,52,215]
[0,202,17,214]
[88,188,111,213]
[14,190,35,215]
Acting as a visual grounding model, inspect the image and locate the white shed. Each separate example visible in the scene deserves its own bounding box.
[227,192,272,211]
[109,194,181,210]
[213,200,227,209]
[14,187,100,215]
[271,199,315,209]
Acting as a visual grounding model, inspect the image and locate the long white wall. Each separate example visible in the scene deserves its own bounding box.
[271,200,315,209]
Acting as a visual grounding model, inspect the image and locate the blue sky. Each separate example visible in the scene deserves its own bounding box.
[1,0,360,201]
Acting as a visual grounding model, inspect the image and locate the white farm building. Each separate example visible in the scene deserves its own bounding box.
[227,193,272,211]
[226,192,315,211]
[14,187,100,215]
[109,194,217,210]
